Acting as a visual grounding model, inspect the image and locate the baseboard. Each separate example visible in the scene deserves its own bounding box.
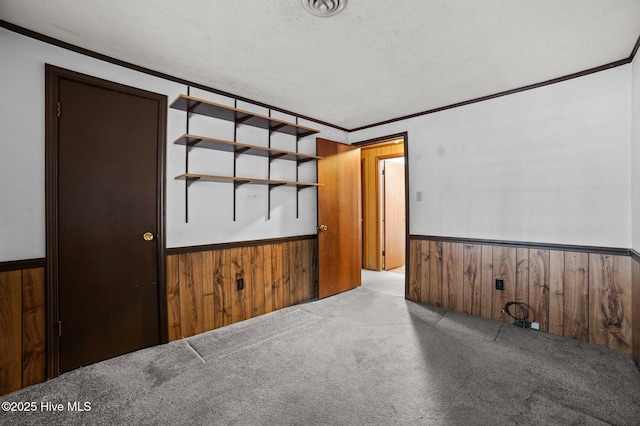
[0,258,46,272]
[166,234,317,255]
[409,234,631,257]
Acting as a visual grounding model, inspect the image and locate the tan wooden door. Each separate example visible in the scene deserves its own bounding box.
[383,160,406,270]
[317,139,362,298]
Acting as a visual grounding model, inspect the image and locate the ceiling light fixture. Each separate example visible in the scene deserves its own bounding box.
[302,0,347,17]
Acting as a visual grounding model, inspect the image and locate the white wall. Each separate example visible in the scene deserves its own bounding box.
[351,65,633,248]
[632,51,640,253]
[0,29,347,262]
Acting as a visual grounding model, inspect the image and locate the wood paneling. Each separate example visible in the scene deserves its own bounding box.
[516,248,529,305]
[270,244,284,312]
[480,245,493,320]
[407,240,422,302]
[21,267,45,388]
[179,252,204,338]
[0,266,46,396]
[428,241,443,307]
[408,237,638,355]
[166,237,317,342]
[528,250,549,333]
[564,252,589,342]
[462,244,481,316]
[166,255,181,341]
[443,242,463,312]
[212,249,230,328]
[632,257,640,357]
[251,245,265,318]
[360,142,404,270]
[0,270,22,395]
[202,251,214,333]
[588,254,632,353]
[548,250,565,336]
[492,246,516,323]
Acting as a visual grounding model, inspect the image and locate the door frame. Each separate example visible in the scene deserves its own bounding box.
[44,65,168,378]
[352,132,410,296]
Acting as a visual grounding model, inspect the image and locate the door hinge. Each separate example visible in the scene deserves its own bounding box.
[382,169,385,175]
[57,102,61,118]
[382,250,385,256]
[57,321,62,336]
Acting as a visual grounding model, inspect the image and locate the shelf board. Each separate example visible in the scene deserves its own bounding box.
[175,173,321,188]
[174,134,322,162]
[170,94,320,138]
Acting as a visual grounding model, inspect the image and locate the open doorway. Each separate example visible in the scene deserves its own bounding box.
[354,134,408,277]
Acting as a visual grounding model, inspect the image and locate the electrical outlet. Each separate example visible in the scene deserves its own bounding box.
[495,278,504,291]
[236,278,244,291]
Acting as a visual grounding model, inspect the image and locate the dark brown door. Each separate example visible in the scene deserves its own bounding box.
[317,139,361,298]
[383,160,405,270]
[54,71,164,372]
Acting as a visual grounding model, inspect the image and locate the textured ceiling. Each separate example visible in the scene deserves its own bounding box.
[2,1,640,129]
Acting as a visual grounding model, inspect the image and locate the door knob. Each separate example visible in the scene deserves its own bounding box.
[143,232,154,241]
[317,224,328,232]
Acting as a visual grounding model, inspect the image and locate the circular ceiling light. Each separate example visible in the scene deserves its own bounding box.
[302,0,347,17]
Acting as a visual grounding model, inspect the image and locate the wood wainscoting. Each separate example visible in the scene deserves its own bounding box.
[408,236,640,357]
[166,236,318,341]
[0,261,46,395]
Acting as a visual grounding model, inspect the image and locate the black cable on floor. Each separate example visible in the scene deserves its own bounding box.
[502,302,536,328]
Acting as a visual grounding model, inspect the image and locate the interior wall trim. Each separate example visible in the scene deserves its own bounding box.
[351,58,632,132]
[409,234,632,257]
[351,132,408,147]
[630,248,640,263]
[0,258,46,272]
[0,20,348,133]
[2,20,638,134]
[351,33,640,132]
[631,33,640,62]
[165,234,318,256]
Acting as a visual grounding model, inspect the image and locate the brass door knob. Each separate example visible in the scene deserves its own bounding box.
[317,224,328,232]
[143,232,154,241]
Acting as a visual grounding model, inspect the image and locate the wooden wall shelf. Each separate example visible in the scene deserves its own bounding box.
[170,94,320,138]
[174,134,321,164]
[170,91,321,221]
[176,173,320,189]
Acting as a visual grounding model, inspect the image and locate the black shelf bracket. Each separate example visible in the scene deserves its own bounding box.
[185,86,192,223]
[269,123,287,133]
[296,117,301,218]
[297,157,314,165]
[233,100,239,221]
[187,101,201,114]
[186,138,202,151]
[235,114,252,126]
[234,147,251,156]
[269,153,287,162]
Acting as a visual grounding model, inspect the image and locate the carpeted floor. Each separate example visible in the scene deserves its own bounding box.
[2,270,639,425]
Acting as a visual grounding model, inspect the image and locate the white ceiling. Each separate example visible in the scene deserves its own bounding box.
[2,1,640,130]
